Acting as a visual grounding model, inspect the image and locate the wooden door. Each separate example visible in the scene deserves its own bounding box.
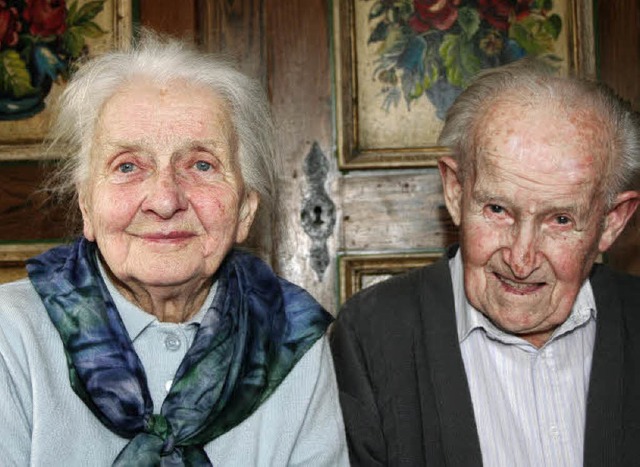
[139,0,640,315]
[1,0,639,317]
[161,0,456,314]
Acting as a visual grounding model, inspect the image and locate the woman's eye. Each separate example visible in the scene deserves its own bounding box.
[555,215,571,225]
[118,162,136,173]
[194,160,212,171]
[489,204,504,214]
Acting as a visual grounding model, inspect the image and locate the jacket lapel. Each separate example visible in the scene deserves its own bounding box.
[584,265,624,466]
[415,253,483,465]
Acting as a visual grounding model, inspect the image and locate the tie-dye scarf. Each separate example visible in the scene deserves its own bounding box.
[27,237,332,466]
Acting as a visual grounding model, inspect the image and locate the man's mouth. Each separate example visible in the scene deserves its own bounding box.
[494,273,545,294]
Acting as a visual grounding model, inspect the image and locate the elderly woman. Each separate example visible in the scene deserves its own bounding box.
[0,34,348,466]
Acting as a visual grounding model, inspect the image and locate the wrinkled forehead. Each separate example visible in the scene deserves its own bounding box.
[94,77,237,146]
[470,95,613,184]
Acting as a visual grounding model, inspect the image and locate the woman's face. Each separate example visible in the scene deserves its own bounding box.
[79,78,258,291]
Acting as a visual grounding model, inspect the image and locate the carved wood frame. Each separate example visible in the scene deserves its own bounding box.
[333,0,596,170]
[338,251,442,305]
[0,242,60,283]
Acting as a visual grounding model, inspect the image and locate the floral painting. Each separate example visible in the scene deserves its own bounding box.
[0,0,106,121]
[364,0,563,120]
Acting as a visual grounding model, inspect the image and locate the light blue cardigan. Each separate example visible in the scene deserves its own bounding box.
[0,274,348,466]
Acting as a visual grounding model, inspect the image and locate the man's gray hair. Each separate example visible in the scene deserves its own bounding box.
[438,57,640,207]
[48,30,280,256]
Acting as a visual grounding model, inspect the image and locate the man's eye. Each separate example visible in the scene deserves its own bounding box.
[555,215,571,225]
[489,204,504,214]
[194,160,212,171]
[118,162,136,173]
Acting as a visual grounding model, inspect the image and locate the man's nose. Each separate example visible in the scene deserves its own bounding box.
[142,169,188,219]
[502,223,540,278]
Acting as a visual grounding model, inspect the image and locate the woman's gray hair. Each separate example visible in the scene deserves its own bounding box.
[48,30,280,257]
[438,57,640,207]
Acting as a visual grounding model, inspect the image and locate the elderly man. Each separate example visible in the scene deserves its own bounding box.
[331,58,640,466]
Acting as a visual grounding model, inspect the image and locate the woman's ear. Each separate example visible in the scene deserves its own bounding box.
[438,156,463,226]
[77,184,96,241]
[235,191,260,243]
[598,190,639,252]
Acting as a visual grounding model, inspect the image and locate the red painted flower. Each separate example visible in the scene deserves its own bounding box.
[0,2,22,48]
[23,0,67,36]
[0,2,22,49]
[477,0,534,32]
[409,0,461,33]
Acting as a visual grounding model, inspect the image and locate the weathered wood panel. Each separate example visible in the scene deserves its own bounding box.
[597,0,640,275]
[0,162,71,241]
[265,0,338,310]
[198,0,266,82]
[0,242,59,284]
[597,0,640,111]
[138,0,197,40]
[340,169,457,252]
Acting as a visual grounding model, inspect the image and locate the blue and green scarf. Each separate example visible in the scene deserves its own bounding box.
[27,237,332,466]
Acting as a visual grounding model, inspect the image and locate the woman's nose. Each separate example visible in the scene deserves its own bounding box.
[141,170,188,218]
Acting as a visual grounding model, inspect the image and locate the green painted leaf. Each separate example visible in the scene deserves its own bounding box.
[369,21,389,43]
[510,15,555,55]
[63,27,86,58]
[369,1,386,20]
[440,33,481,88]
[392,0,413,19]
[544,14,562,40]
[70,1,105,26]
[76,21,106,39]
[537,0,553,11]
[457,7,481,38]
[67,0,79,22]
[410,80,423,99]
[422,62,439,90]
[375,24,404,57]
[0,50,36,98]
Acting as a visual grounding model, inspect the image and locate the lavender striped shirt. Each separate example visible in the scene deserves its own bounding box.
[450,252,596,467]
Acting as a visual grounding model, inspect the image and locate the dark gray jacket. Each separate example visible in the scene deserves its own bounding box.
[331,248,640,466]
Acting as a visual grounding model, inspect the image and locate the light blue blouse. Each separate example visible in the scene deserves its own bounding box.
[0,276,349,466]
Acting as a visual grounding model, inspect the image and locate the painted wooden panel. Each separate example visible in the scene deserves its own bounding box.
[198,0,266,82]
[138,0,197,40]
[597,0,640,275]
[0,162,71,241]
[340,169,457,251]
[265,0,338,311]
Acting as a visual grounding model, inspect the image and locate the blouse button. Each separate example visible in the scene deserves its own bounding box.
[164,333,181,351]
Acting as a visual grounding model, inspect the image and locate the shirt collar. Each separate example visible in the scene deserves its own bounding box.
[450,249,597,347]
[96,255,216,341]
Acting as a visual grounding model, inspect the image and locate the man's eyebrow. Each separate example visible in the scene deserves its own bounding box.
[472,187,585,212]
[471,188,505,204]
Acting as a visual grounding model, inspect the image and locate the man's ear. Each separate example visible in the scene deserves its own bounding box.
[598,190,640,252]
[438,156,463,226]
[235,191,260,244]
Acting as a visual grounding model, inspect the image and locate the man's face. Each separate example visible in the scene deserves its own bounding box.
[440,99,637,346]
